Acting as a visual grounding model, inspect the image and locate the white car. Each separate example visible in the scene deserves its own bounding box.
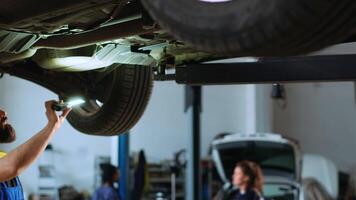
[211,133,336,200]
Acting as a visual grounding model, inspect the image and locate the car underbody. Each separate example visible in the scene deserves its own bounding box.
[1,0,356,135]
[0,0,220,135]
[0,1,211,73]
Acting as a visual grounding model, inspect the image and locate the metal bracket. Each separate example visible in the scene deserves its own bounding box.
[153,64,176,81]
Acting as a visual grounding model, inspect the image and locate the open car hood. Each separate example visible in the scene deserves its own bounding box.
[212,133,302,184]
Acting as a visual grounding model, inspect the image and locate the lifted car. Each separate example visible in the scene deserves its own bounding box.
[0,0,216,136]
[1,1,356,136]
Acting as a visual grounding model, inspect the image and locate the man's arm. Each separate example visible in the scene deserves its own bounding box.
[0,100,71,181]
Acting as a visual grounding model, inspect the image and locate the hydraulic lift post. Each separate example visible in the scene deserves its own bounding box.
[185,86,202,200]
[192,86,202,200]
[118,133,130,200]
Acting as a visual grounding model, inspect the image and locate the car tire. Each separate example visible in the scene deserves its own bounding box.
[142,0,356,56]
[67,64,153,136]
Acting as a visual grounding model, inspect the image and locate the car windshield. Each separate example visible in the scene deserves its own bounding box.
[264,183,299,200]
[216,141,296,180]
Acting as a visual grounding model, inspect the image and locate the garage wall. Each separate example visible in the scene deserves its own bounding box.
[128,82,269,161]
[126,81,274,161]
[201,85,248,156]
[0,75,112,196]
[273,82,356,176]
[129,82,189,161]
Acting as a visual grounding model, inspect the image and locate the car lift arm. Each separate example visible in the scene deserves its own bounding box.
[174,54,356,85]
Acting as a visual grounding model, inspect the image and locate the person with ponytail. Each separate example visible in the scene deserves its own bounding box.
[225,160,264,200]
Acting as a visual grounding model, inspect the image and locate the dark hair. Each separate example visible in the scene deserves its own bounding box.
[0,124,16,143]
[100,163,118,185]
[236,161,264,193]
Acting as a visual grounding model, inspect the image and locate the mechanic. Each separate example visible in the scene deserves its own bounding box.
[93,163,121,200]
[216,161,264,200]
[0,100,71,200]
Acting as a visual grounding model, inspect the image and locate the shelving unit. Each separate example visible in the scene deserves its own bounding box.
[146,162,186,200]
[38,145,57,200]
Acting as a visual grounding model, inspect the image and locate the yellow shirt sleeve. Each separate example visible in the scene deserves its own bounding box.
[0,151,7,158]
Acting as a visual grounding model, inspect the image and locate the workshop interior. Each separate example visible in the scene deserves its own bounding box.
[1,0,356,200]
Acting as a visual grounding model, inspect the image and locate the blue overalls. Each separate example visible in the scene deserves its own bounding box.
[0,177,24,200]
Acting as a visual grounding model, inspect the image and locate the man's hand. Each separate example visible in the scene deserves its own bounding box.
[45,100,71,129]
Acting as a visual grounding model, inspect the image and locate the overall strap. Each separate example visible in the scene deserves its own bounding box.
[14,177,21,187]
[0,177,21,188]
[0,181,8,188]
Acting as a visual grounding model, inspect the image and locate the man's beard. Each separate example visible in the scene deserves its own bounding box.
[0,123,16,143]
